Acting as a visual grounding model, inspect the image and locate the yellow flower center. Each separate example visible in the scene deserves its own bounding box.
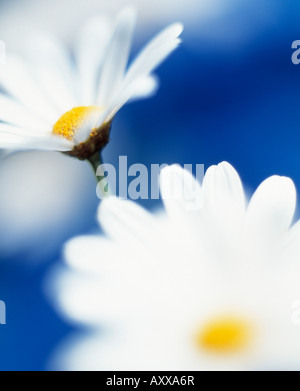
[196,315,252,354]
[52,106,103,141]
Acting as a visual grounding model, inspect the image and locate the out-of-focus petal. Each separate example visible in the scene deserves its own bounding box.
[0,94,51,131]
[25,34,79,113]
[202,161,246,228]
[97,8,136,107]
[75,16,112,105]
[244,175,296,242]
[0,128,73,151]
[0,54,58,123]
[98,196,158,247]
[160,164,203,215]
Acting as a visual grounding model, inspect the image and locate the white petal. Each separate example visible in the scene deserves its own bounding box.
[49,267,108,325]
[49,262,150,327]
[98,196,157,246]
[103,77,147,121]
[0,94,50,132]
[64,235,123,275]
[160,164,203,215]
[0,123,47,138]
[0,127,73,151]
[75,16,112,105]
[101,75,159,122]
[105,23,182,120]
[202,161,246,228]
[159,164,205,257]
[30,135,73,151]
[0,55,58,123]
[97,8,136,107]
[25,34,79,113]
[123,23,183,86]
[128,75,159,102]
[244,175,296,243]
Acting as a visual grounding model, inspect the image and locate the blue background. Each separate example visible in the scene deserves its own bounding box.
[1,0,300,370]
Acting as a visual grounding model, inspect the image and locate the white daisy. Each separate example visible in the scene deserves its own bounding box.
[48,162,300,370]
[0,8,182,160]
[0,151,98,259]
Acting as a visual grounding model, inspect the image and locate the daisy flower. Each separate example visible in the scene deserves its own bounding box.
[0,8,182,160]
[0,151,98,259]
[49,162,300,370]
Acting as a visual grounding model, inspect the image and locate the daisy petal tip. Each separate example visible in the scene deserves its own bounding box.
[167,22,184,37]
[266,175,296,202]
[174,22,184,36]
[264,175,295,191]
[204,164,217,177]
[160,163,199,195]
[217,161,236,172]
[219,161,241,178]
[147,75,160,96]
[160,164,185,180]
[63,237,78,263]
[63,235,97,270]
[97,195,123,215]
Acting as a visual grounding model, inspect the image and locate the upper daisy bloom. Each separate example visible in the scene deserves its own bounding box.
[49,162,300,370]
[0,9,183,160]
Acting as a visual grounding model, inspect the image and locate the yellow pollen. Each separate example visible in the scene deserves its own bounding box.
[52,106,103,141]
[195,316,252,354]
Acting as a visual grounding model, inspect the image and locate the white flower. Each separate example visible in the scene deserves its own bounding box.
[0,151,98,259]
[0,8,182,159]
[49,162,300,370]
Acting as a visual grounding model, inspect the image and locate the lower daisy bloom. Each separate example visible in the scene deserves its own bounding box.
[0,8,182,160]
[49,162,300,370]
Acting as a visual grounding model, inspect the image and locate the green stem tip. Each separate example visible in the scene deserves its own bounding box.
[88,152,110,198]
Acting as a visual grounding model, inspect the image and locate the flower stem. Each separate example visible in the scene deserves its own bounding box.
[88,152,109,197]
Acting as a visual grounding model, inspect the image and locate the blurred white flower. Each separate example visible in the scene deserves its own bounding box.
[0,151,98,260]
[49,162,300,370]
[0,8,182,159]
